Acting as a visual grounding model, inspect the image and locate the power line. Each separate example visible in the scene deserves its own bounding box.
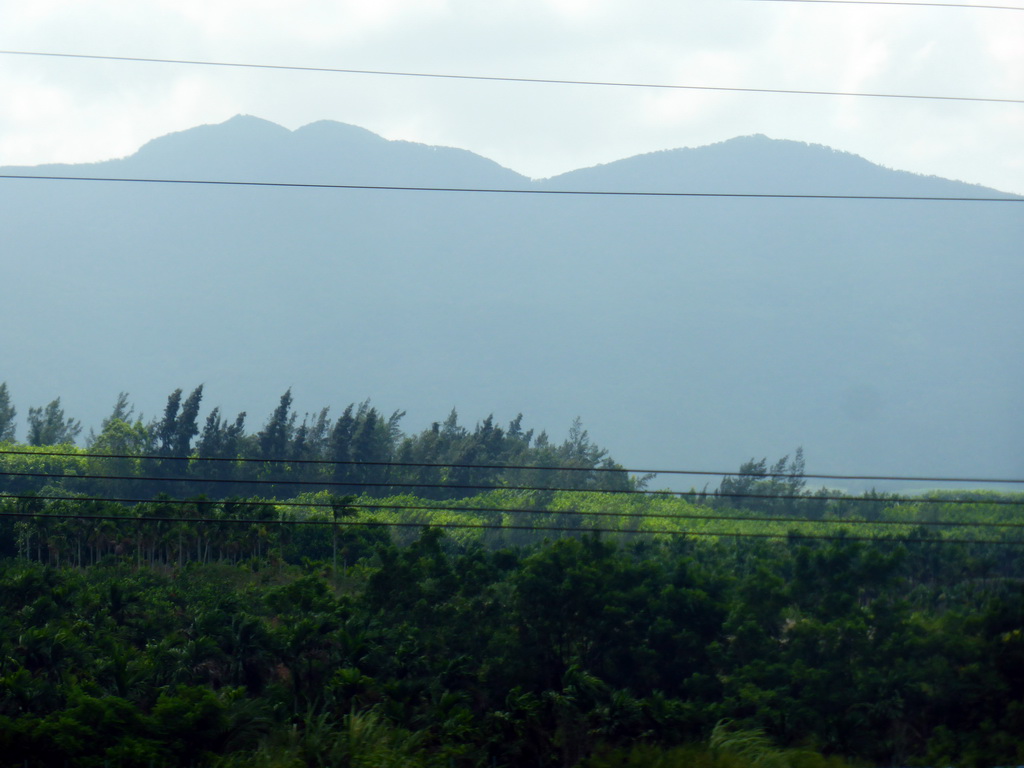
[3,469,1023,505]
[1,50,1021,105]
[1,507,1020,546]
[1,174,1020,203]
[742,0,1024,10]
[2,493,1022,531]
[3,448,1023,486]
[343,501,1024,528]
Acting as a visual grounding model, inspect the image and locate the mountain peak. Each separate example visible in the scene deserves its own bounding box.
[542,132,1001,196]
[123,115,291,173]
[292,119,386,144]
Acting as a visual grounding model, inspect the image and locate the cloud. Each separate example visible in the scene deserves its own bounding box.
[1,0,1021,192]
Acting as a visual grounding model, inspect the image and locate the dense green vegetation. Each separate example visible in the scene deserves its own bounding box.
[1,514,1022,767]
[2,382,1023,766]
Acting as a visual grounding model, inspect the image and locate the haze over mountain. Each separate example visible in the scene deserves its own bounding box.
[2,115,1021,486]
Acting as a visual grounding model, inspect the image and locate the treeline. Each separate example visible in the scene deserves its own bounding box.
[5,488,1023,572]
[0,518,1022,767]
[0,383,631,500]
[3,383,1021,531]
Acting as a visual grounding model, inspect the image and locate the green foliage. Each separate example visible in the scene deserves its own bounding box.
[3,385,639,502]
[90,414,151,455]
[581,740,857,768]
[715,449,813,516]
[710,719,807,768]
[0,526,1021,766]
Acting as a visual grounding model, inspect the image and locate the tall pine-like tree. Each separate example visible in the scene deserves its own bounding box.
[173,385,204,456]
[259,389,295,459]
[156,389,183,455]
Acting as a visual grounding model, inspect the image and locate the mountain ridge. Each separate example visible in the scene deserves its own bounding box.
[1,115,1020,484]
[5,115,1014,198]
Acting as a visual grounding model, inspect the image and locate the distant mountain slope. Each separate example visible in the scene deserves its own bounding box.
[11,115,532,188]
[543,134,997,197]
[1,117,1020,485]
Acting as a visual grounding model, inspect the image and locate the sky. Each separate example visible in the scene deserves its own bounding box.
[1,0,1023,194]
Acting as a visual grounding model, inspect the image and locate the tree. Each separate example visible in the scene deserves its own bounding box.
[153,386,204,457]
[349,405,385,490]
[772,446,806,496]
[550,417,629,491]
[26,398,81,445]
[719,458,768,502]
[155,389,182,455]
[89,418,150,456]
[102,392,135,430]
[441,407,465,442]
[87,393,151,454]
[328,404,356,484]
[561,417,604,466]
[151,386,204,486]
[717,448,807,514]
[174,385,204,456]
[197,407,247,460]
[329,494,358,573]
[309,407,332,457]
[0,382,16,442]
[259,389,295,459]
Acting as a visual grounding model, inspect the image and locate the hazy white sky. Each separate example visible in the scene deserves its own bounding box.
[2,0,1022,193]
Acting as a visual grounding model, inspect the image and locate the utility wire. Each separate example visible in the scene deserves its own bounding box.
[2,493,1022,531]
[3,469,1023,506]
[1,507,1021,546]
[3,448,1023,486]
[1,50,1020,105]
[742,0,1024,10]
[1,174,1020,203]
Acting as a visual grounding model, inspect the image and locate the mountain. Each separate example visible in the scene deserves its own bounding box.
[1,116,1021,486]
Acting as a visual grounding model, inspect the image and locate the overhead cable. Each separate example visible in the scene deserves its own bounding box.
[3,448,1023,485]
[1,174,1020,203]
[3,469,1023,505]
[0,50,1021,105]
[742,0,1024,10]
[2,493,1023,530]
[2,506,1021,546]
